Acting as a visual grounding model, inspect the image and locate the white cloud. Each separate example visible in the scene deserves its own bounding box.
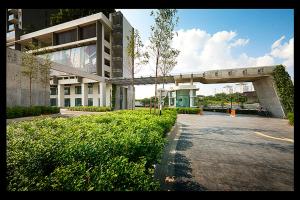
[135,29,294,98]
[270,36,294,67]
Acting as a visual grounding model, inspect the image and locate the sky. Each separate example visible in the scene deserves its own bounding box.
[117,9,294,99]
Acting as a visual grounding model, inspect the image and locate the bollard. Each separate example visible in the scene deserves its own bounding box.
[230,109,236,117]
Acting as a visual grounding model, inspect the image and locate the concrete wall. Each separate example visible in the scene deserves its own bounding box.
[252,76,286,118]
[6,48,50,107]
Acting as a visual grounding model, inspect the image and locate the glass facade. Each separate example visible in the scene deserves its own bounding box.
[88,84,93,94]
[50,98,57,106]
[88,98,93,106]
[64,87,70,95]
[64,98,70,107]
[39,44,97,73]
[75,86,82,94]
[75,98,82,106]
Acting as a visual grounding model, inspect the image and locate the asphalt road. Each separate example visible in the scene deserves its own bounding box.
[155,112,294,191]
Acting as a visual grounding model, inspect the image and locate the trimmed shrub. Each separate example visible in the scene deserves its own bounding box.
[7,109,177,191]
[164,107,201,114]
[6,106,60,119]
[68,106,111,112]
[287,112,294,125]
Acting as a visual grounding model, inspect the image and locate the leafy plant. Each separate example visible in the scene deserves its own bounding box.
[273,65,294,115]
[6,106,60,119]
[7,109,177,191]
[287,112,294,125]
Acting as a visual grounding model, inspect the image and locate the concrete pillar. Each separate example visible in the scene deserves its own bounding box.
[252,76,285,118]
[175,81,178,86]
[57,84,64,107]
[82,83,88,106]
[190,89,193,107]
[190,74,193,85]
[99,82,106,106]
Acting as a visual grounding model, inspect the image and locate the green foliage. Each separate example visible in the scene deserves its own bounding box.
[273,65,294,114]
[50,9,115,26]
[7,109,177,191]
[287,112,294,125]
[6,106,60,119]
[68,106,111,112]
[164,107,201,114]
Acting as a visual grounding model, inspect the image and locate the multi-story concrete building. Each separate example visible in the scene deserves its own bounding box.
[6,11,135,109]
[6,9,58,50]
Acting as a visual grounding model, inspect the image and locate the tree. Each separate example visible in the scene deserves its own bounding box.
[127,29,149,110]
[21,43,40,106]
[39,52,52,106]
[149,9,179,114]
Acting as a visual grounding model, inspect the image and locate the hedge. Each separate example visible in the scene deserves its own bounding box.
[203,108,271,116]
[7,109,177,191]
[7,106,60,119]
[287,112,294,125]
[68,106,111,112]
[164,107,201,114]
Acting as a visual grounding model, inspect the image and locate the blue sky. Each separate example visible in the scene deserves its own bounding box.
[117,9,294,98]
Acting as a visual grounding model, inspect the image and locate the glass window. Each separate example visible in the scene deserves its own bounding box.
[75,86,82,94]
[64,98,70,107]
[64,87,70,95]
[88,98,93,106]
[104,46,110,55]
[80,23,96,40]
[38,44,97,74]
[50,98,57,106]
[104,59,110,66]
[50,87,57,95]
[88,84,93,94]
[56,29,77,45]
[75,98,82,106]
[104,71,110,78]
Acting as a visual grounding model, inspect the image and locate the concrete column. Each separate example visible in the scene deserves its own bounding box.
[252,76,285,118]
[57,84,64,107]
[82,83,88,106]
[189,89,192,107]
[190,74,193,85]
[175,81,178,86]
[99,82,106,106]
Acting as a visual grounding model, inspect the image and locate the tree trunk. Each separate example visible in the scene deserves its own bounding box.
[154,49,160,114]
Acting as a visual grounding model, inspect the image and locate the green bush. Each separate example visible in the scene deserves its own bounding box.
[7,109,177,191]
[287,112,294,125]
[164,107,201,114]
[6,106,60,119]
[68,106,111,112]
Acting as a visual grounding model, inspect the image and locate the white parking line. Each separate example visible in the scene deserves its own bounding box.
[254,131,294,143]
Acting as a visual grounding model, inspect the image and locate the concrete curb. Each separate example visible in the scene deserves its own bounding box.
[154,120,182,191]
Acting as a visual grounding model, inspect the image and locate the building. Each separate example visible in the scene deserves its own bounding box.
[6,9,58,50]
[6,11,134,109]
[167,84,199,108]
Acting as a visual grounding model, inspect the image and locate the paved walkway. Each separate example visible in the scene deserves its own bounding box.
[156,112,294,191]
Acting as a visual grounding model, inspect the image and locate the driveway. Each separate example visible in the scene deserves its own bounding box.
[155,112,294,191]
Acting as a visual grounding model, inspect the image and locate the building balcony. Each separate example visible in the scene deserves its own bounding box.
[8,14,18,24]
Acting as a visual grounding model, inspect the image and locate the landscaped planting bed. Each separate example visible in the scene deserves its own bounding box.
[287,112,294,125]
[7,109,177,191]
[68,106,111,112]
[6,106,60,119]
[164,107,201,114]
